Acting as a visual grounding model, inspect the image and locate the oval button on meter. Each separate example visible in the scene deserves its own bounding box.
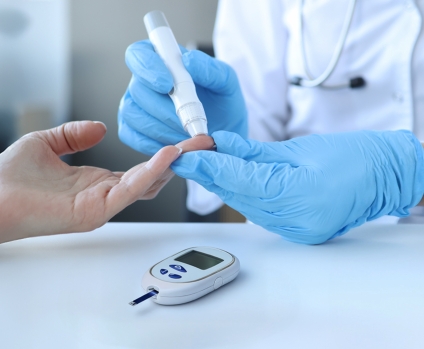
[170,264,187,272]
[214,277,223,290]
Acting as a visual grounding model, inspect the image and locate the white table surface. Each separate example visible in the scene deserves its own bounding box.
[1,222,424,349]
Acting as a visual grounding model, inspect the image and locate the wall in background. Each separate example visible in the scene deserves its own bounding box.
[70,0,219,222]
[0,0,70,150]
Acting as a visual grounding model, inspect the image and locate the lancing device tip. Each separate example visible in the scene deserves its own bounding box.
[129,289,158,306]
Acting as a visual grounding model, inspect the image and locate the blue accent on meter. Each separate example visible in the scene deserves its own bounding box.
[169,273,182,279]
[170,264,187,272]
[160,269,168,275]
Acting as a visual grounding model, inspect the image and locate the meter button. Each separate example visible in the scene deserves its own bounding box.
[160,269,168,275]
[170,264,187,272]
[169,273,182,279]
[214,277,223,290]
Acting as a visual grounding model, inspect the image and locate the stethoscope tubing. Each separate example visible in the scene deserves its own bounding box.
[298,0,357,88]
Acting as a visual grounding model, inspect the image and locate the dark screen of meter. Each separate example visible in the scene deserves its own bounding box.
[175,250,224,270]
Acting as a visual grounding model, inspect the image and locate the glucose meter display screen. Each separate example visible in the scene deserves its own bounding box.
[175,251,224,270]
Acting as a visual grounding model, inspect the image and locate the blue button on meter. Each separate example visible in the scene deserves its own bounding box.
[169,273,182,279]
[160,269,168,275]
[170,264,187,272]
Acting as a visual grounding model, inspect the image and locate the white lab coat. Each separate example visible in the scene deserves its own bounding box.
[187,0,424,218]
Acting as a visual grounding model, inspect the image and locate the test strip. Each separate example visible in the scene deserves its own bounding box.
[129,290,158,306]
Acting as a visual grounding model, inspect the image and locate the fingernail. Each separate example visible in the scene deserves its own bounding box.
[174,146,183,159]
[93,121,107,130]
[145,154,162,174]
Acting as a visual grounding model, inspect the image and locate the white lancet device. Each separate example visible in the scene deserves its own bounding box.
[144,11,208,137]
[129,247,240,306]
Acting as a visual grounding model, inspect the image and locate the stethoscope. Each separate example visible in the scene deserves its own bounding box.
[290,0,366,89]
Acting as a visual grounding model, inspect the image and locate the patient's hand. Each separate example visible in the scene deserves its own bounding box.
[0,121,211,244]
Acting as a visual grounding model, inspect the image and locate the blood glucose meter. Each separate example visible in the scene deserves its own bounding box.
[129,247,240,306]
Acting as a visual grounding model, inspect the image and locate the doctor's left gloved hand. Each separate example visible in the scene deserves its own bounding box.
[171,130,424,244]
[118,40,248,156]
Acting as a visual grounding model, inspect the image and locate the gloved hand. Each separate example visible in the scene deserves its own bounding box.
[171,130,424,244]
[118,40,248,156]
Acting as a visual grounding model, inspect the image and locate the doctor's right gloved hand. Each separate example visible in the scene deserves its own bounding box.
[171,130,424,244]
[118,40,248,156]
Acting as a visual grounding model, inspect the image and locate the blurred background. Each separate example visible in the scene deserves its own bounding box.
[0,0,243,223]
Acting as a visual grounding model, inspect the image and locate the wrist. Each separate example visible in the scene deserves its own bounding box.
[0,186,29,244]
[0,186,15,243]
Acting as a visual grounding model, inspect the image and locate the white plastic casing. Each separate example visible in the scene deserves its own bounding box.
[141,247,240,305]
[148,26,208,137]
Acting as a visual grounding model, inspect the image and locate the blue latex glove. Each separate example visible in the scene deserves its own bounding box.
[118,40,248,156]
[171,130,424,244]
